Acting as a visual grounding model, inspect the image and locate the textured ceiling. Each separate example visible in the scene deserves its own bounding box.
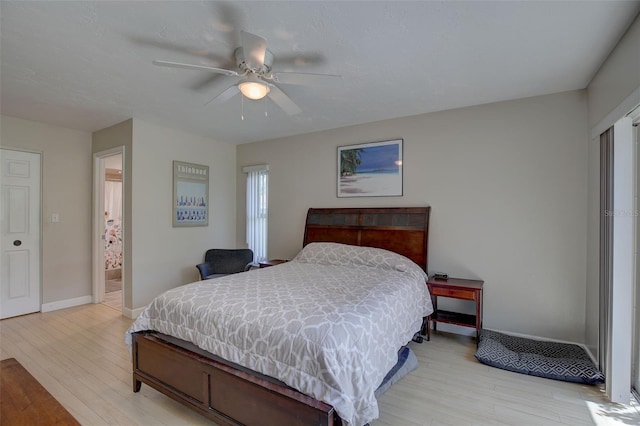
[1,1,639,144]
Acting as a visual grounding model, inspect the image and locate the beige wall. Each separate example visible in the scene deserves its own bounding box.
[587,14,640,130]
[130,119,236,309]
[585,13,640,358]
[238,90,589,343]
[1,115,236,314]
[93,119,236,312]
[1,115,92,303]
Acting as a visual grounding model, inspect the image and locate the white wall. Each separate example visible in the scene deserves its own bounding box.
[130,119,236,309]
[585,14,640,358]
[1,115,93,303]
[237,90,589,343]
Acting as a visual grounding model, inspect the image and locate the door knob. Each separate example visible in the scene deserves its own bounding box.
[13,240,22,246]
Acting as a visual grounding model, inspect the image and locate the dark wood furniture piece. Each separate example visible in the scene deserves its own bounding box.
[426,277,484,341]
[303,207,430,270]
[1,358,81,426]
[131,206,430,426]
[258,259,288,268]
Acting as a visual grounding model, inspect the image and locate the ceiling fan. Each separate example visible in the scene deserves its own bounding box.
[153,31,341,115]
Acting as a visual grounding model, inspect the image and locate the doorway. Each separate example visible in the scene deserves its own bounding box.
[103,154,122,310]
[93,147,124,312]
[0,149,41,319]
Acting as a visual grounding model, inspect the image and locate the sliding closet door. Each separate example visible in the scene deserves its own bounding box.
[606,116,635,403]
[600,127,613,379]
[633,120,640,399]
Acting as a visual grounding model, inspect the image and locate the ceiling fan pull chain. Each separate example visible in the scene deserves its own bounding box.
[241,94,245,121]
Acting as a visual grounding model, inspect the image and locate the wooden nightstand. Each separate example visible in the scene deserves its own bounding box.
[426,277,484,342]
[258,259,288,268]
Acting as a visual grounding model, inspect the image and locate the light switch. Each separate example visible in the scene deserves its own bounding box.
[52,213,59,223]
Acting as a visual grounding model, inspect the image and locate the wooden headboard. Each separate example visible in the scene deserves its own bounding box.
[303,207,431,271]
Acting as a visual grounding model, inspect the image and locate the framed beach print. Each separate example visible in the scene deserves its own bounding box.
[337,139,403,197]
[173,161,209,227]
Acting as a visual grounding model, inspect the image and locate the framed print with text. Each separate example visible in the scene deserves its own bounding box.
[173,161,209,227]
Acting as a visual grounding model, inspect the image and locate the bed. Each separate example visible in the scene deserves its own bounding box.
[105,218,122,272]
[126,207,431,426]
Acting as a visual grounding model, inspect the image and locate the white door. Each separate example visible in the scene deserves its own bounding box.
[0,149,41,319]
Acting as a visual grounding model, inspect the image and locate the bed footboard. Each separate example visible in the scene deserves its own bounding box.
[132,331,339,426]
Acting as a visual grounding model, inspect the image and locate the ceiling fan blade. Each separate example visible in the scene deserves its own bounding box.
[190,59,239,91]
[267,84,302,115]
[215,2,243,47]
[205,85,240,106]
[241,31,267,70]
[275,53,325,67]
[271,71,342,86]
[153,60,239,76]
[129,35,230,64]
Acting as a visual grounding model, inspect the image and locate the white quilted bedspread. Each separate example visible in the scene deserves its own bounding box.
[125,243,433,426]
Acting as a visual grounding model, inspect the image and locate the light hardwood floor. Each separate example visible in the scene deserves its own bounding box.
[1,303,638,426]
[102,289,122,311]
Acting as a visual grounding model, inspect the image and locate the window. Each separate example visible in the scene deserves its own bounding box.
[243,164,268,263]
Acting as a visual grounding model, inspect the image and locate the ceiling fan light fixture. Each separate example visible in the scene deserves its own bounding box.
[238,80,270,100]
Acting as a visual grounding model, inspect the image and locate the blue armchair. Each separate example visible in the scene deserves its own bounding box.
[196,249,254,280]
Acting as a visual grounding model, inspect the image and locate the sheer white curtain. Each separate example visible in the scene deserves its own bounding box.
[105,181,122,221]
[243,164,268,263]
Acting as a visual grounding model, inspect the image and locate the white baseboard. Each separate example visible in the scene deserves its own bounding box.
[122,306,145,319]
[487,328,598,364]
[433,323,476,337]
[41,295,92,312]
[430,324,598,364]
[40,296,147,322]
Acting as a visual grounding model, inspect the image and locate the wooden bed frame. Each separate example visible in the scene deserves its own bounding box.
[131,207,430,426]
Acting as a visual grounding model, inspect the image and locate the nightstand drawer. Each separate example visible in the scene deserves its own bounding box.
[425,277,484,343]
[430,286,476,300]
